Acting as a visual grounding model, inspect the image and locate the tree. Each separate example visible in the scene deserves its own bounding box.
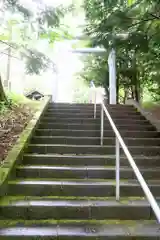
[83,0,160,103]
[0,75,7,102]
[80,54,109,93]
[0,0,73,102]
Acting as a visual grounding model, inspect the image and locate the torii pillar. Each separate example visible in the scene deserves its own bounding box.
[108,49,117,104]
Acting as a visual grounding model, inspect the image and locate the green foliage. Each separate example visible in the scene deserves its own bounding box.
[72,75,90,103]
[0,0,73,75]
[83,0,160,102]
[22,49,53,75]
[3,0,33,18]
[80,54,109,92]
[0,101,8,113]
[73,89,89,103]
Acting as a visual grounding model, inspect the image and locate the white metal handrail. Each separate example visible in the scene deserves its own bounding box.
[89,82,160,222]
[100,101,160,223]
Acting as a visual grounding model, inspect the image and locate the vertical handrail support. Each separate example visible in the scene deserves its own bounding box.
[116,137,120,200]
[100,105,104,146]
[94,87,97,119]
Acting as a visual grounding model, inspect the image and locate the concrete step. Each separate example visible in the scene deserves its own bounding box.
[46,108,138,114]
[0,198,155,220]
[43,114,146,120]
[43,112,144,119]
[22,154,160,167]
[38,123,155,131]
[0,220,159,239]
[31,136,160,146]
[41,117,150,125]
[7,179,160,197]
[35,129,159,138]
[26,144,160,156]
[15,165,160,180]
[48,103,134,109]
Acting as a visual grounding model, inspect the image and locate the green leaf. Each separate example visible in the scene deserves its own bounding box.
[128,0,136,6]
[0,34,9,41]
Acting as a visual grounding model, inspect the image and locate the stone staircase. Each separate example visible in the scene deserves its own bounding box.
[0,103,160,239]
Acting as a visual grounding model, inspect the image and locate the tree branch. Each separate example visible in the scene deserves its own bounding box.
[149,13,160,20]
[0,51,21,60]
[0,40,17,50]
[128,17,156,28]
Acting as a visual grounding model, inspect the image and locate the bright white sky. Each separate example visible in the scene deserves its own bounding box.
[44,0,73,6]
[20,0,73,8]
[8,0,86,102]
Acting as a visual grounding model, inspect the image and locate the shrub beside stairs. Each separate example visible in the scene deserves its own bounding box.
[0,103,160,239]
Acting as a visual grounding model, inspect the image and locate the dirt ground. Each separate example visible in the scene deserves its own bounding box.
[0,105,34,163]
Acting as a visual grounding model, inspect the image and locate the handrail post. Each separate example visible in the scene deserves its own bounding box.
[100,105,104,146]
[102,103,160,221]
[94,88,96,119]
[116,137,120,201]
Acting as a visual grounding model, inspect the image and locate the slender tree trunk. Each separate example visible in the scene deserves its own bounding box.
[131,86,134,99]
[116,76,119,104]
[0,75,7,102]
[134,73,140,102]
[132,51,140,102]
[124,88,127,104]
[135,84,139,102]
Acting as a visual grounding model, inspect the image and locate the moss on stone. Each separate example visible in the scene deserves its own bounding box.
[0,219,156,227]
[8,178,116,183]
[0,219,58,227]
[0,195,146,206]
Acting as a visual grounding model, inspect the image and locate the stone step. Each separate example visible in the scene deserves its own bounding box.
[43,112,144,119]
[35,129,159,138]
[46,108,137,114]
[7,179,160,197]
[48,103,134,108]
[41,117,149,125]
[15,165,160,180]
[26,144,160,155]
[31,136,160,146]
[43,114,146,120]
[0,199,155,220]
[22,154,160,167]
[38,123,155,131]
[0,220,159,239]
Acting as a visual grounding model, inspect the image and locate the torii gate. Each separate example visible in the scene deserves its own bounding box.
[52,44,117,104]
[71,47,117,104]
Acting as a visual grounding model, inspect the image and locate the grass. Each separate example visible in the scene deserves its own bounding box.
[7,92,41,110]
[0,92,43,162]
[0,92,41,115]
[142,101,160,110]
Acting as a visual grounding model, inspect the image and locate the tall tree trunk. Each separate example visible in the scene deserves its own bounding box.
[134,73,140,102]
[132,51,140,102]
[0,75,7,102]
[124,88,127,104]
[131,86,134,99]
[135,84,139,102]
[116,76,119,104]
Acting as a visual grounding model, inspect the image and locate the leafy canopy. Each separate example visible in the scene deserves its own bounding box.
[82,0,160,102]
[0,0,73,74]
